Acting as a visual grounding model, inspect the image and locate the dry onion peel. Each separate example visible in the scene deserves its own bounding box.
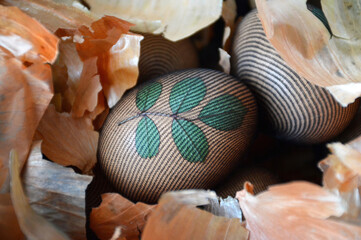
[0,193,24,240]
[36,105,98,173]
[74,16,133,60]
[160,189,218,206]
[109,227,125,240]
[0,5,58,190]
[0,6,58,62]
[319,138,361,223]
[218,0,236,74]
[236,181,361,240]
[221,0,237,50]
[50,35,105,117]
[84,0,223,42]
[0,0,96,32]
[326,142,361,175]
[23,141,93,240]
[71,57,102,118]
[218,48,231,74]
[9,150,70,240]
[256,0,361,106]
[37,15,141,173]
[100,33,143,108]
[90,193,155,240]
[142,190,249,240]
[55,16,143,108]
[350,134,361,153]
[203,196,243,220]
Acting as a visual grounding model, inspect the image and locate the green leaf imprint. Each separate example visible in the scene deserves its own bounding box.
[136,116,160,158]
[136,82,162,112]
[169,77,206,114]
[172,119,208,163]
[199,94,247,131]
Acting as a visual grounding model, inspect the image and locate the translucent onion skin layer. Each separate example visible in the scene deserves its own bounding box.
[85,0,223,41]
[256,0,361,106]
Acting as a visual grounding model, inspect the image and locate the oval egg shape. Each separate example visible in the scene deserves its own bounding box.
[231,10,359,143]
[98,68,257,203]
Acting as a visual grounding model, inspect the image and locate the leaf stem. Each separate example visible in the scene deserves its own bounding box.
[118,112,194,126]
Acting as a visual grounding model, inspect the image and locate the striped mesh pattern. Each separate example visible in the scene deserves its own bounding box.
[337,104,361,143]
[231,10,359,143]
[216,168,278,198]
[98,69,257,203]
[138,34,199,83]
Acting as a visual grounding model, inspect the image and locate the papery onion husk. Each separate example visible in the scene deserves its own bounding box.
[37,15,142,173]
[84,0,223,42]
[218,0,236,74]
[90,193,155,240]
[236,181,361,240]
[142,190,249,240]
[9,150,70,240]
[319,137,361,224]
[0,0,96,32]
[0,5,58,190]
[54,16,143,109]
[256,0,361,106]
[23,141,93,240]
[0,193,24,240]
[218,48,231,74]
[36,105,98,173]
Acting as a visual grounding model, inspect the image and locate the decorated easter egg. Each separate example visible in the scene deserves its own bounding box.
[98,68,257,203]
[231,10,359,143]
[138,34,199,83]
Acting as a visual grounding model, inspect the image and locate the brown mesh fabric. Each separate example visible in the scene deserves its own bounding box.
[98,68,257,203]
[138,34,199,84]
[336,103,361,143]
[231,10,359,143]
[215,168,278,198]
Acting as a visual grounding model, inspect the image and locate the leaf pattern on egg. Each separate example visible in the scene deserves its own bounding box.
[119,77,247,163]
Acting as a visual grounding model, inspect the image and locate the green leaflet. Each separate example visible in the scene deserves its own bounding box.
[171,119,208,163]
[136,82,162,112]
[199,94,247,131]
[135,116,160,158]
[169,77,206,114]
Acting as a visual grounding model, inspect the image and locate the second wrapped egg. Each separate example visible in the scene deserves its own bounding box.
[231,10,359,143]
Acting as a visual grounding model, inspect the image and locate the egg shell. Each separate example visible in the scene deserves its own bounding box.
[336,104,361,143]
[231,10,359,143]
[98,68,257,203]
[138,33,199,83]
